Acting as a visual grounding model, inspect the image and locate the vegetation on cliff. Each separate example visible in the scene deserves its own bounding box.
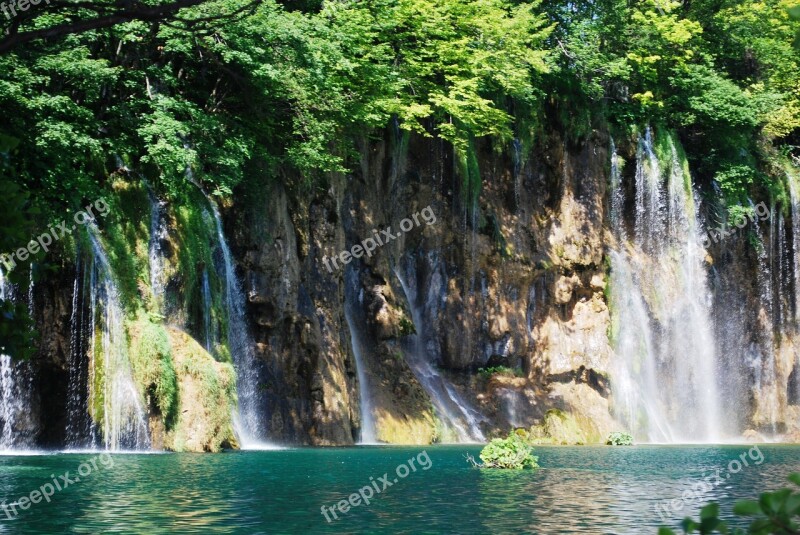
[0,0,797,355]
[0,0,797,452]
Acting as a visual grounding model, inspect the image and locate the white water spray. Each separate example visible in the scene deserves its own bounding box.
[87,228,150,450]
[609,129,723,443]
[203,200,268,448]
[393,266,485,443]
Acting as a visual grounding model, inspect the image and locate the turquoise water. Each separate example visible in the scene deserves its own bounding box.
[0,445,798,533]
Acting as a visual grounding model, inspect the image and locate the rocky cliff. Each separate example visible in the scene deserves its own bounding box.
[13,125,800,449]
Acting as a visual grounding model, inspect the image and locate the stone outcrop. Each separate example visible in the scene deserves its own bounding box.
[223,129,620,444]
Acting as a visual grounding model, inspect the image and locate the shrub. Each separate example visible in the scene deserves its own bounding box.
[658,473,800,534]
[469,432,539,469]
[477,366,524,379]
[606,432,634,446]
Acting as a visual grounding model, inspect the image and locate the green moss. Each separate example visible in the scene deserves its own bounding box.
[485,212,511,258]
[172,189,228,354]
[528,409,590,445]
[166,328,238,452]
[88,325,107,429]
[478,366,523,379]
[101,179,151,314]
[398,315,416,336]
[128,315,179,429]
[178,346,238,441]
[456,138,482,211]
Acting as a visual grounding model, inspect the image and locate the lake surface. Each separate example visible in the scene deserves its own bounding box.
[0,445,798,533]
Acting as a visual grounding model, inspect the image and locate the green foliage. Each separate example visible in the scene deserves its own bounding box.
[0,299,35,361]
[606,432,633,446]
[129,316,179,428]
[167,328,238,452]
[100,180,152,313]
[478,366,524,379]
[475,431,539,470]
[170,191,227,355]
[0,0,796,371]
[658,473,800,534]
[398,315,416,337]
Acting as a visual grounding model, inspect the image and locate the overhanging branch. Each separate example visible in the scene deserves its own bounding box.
[0,0,251,53]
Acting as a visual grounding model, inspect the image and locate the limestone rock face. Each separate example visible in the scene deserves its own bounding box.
[220,130,620,445]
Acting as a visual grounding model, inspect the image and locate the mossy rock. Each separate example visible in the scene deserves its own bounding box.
[528,409,589,445]
[127,316,179,429]
[163,327,238,452]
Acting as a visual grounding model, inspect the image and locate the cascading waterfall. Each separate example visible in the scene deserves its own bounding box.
[756,205,780,432]
[749,192,799,432]
[393,264,485,443]
[0,269,17,449]
[65,252,94,447]
[790,174,800,324]
[609,128,723,443]
[147,188,169,307]
[788,174,800,407]
[344,268,377,444]
[0,355,17,449]
[0,269,31,450]
[87,228,150,450]
[200,268,218,354]
[203,201,267,447]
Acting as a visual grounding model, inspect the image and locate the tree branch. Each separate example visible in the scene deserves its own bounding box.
[0,0,222,53]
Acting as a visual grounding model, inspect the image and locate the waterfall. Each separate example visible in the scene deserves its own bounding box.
[788,174,800,412]
[147,188,169,307]
[790,174,800,324]
[87,228,150,450]
[344,269,377,444]
[0,269,34,450]
[609,128,723,443]
[65,253,94,447]
[393,264,485,443]
[203,200,267,447]
[200,268,218,354]
[747,200,783,433]
[0,270,19,449]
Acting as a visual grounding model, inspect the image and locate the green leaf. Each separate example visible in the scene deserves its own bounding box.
[680,518,699,532]
[761,489,792,514]
[0,134,19,154]
[784,494,800,515]
[699,503,719,521]
[733,500,762,516]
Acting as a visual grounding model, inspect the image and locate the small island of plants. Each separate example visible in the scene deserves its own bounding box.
[606,432,634,446]
[467,431,539,470]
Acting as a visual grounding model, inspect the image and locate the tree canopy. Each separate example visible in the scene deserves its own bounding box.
[0,0,799,353]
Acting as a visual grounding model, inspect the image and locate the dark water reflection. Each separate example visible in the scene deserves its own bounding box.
[0,445,797,534]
